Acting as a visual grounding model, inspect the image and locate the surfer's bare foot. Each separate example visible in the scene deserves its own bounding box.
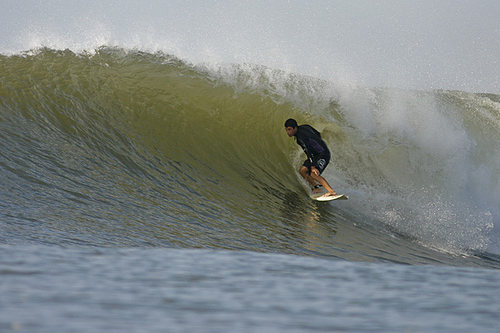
[324,192,338,197]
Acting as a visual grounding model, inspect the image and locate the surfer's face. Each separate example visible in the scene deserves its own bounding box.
[285,126,297,137]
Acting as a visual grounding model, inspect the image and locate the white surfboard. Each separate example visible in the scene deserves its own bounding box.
[309,189,348,202]
[313,193,348,201]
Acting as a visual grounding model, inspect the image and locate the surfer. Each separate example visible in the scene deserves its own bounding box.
[284,118,338,197]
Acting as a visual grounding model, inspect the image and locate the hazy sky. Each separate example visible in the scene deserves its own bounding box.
[2,0,499,93]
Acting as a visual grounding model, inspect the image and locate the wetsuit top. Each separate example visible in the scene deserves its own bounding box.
[294,125,330,162]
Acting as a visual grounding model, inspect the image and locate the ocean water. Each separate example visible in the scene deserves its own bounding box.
[1,246,500,332]
[1,2,500,332]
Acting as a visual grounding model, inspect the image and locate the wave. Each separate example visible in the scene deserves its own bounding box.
[1,47,499,261]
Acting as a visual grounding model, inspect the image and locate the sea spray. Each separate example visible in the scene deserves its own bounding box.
[331,88,497,253]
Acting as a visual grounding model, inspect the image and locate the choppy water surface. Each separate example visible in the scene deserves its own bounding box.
[1,246,499,332]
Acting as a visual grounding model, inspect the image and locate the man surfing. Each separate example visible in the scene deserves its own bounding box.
[284,118,339,198]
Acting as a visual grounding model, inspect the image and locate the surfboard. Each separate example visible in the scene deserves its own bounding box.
[313,193,348,201]
[309,190,348,201]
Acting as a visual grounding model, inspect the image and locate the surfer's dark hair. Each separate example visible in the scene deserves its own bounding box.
[284,118,298,128]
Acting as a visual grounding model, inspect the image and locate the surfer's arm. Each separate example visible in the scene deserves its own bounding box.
[307,138,325,155]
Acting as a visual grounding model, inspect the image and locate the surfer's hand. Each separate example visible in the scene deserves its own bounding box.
[311,167,319,177]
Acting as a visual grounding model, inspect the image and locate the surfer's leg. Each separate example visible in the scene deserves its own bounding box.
[310,173,338,196]
[310,155,337,196]
[299,166,320,189]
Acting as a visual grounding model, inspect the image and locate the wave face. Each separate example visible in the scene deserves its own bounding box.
[1,47,500,266]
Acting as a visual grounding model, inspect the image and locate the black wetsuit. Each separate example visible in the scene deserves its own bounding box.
[294,125,331,174]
